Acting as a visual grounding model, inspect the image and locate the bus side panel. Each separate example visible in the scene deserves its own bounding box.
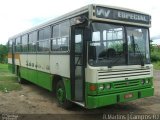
[20,54,30,81]
[35,54,52,90]
[50,54,71,99]
[27,68,37,84]
[50,55,70,78]
[14,53,20,66]
[20,54,52,91]
[20,67,28,80]
[27,54,37,84]
[27,54,37,70]
[20,54,28,68]
[37,54,50,73]
[20,54,37,84]
[37,71,52,91]
[20,66,52,91]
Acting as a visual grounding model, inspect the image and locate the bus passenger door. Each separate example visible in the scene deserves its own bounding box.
[71,26,85,102]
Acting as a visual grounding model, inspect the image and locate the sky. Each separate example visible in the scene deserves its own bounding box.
[0,0,160,45]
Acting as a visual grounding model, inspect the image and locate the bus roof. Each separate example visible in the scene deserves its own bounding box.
[9,4,151,40]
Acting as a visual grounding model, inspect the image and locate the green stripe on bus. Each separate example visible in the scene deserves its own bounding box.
[63,78,71,100]
[20,67,52,91]
[20,67,72,99]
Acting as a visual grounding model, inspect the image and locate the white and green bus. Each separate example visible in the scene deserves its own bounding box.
[8,4,154,109]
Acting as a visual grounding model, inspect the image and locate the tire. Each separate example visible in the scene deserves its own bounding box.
[17,69,25,84]
[56,80,72,109]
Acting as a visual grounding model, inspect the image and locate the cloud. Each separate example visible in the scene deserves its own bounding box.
[151,35,160,40]
[0,0,160,44]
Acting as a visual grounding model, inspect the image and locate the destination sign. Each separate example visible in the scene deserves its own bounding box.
[96,6,150,24]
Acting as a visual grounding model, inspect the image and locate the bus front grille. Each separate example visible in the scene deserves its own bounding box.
[98,68,151,81]
[113,79,140,88]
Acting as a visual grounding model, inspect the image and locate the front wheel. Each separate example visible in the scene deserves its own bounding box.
[56,80,72,109]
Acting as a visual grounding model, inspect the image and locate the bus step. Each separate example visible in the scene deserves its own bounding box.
[72,101,85,107]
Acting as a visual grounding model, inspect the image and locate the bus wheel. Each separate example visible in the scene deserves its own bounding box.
[17,69,25,84]
[56,80,72,109]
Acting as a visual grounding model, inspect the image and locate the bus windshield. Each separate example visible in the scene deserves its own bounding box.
[88,22,150,67]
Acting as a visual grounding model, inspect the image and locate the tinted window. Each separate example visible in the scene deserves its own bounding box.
[38,27,51,52]
[89,22,125,67]
[60,21,69,36]
[29,31,37,52]
[53,25,59,38]
[29,31,37,43]
[38,40,50,51]
[126,27,150,65]
[22,34,28,52]
[8,40,12,53]
[15,37,21,52]
[39,27,51,40]
[16,37,21,45]
[52,20,70,51]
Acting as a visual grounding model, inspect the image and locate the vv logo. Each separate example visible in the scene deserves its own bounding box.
[96,8,111,18]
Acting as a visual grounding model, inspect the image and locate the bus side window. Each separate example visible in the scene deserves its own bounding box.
[15,37,21,52]
[29,31,37,52]
[38,27,51,52]
[22,34,28,52]
[61,37,69,51]
[75,34,82,54]
[8,40,13,53]
[52,20,70,52]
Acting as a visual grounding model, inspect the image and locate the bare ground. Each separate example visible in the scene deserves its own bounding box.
[0,70,160,119]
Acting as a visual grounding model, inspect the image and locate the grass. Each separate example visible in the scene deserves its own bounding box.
[153,62,160,70]
[151,51,160,70]
[0,63,21,92]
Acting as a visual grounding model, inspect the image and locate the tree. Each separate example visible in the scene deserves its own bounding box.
[0,44,8,63]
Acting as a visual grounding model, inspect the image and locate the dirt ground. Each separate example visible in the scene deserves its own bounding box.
[0,70,160,120]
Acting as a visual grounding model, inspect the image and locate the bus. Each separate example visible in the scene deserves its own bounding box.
[8,4,154,109]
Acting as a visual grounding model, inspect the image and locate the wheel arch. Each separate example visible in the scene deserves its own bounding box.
[52,74,63,93]
[15,65,20,76]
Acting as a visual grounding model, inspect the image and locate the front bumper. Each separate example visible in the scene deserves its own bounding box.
[86,87,154,109]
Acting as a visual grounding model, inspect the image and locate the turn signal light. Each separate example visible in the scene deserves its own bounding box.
[90,84,96,91]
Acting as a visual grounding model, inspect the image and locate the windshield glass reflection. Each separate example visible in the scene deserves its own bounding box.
[88,22,150,67]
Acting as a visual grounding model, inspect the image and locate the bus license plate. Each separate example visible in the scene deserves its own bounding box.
[124,93,133,99]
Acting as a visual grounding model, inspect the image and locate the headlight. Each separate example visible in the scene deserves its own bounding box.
[141,79,145,84]
[146,79,149,84]
[99,84,104,90]
[106,84,111,89]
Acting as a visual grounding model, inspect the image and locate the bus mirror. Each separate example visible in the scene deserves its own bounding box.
[70,16,86,25]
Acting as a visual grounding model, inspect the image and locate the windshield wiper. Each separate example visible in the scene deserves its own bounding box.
[108,51,125,68]
[131,35,144,66]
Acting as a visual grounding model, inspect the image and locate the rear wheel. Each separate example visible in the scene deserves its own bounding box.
[17,69,25,84]
[56,80,72,109]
